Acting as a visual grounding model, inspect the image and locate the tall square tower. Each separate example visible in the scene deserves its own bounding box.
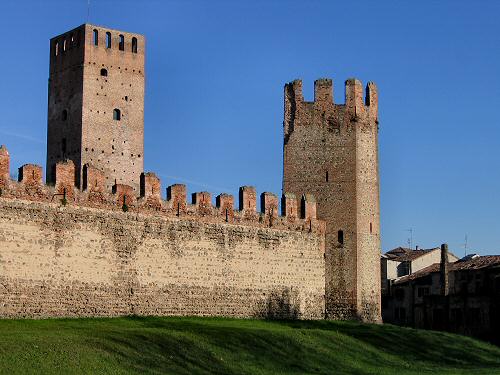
[46,24,145,192]
[283,78,381,322]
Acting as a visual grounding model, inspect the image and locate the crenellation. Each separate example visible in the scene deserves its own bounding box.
[0,145,9,188]
[140,172,161,199]
[314,78,333,103]
[216,193,234,220]
[112,183,135,208]
[193,191,212,215]
[261,192,279,219]
[167,184,187,214]
[281,193,298,220]
[239,185,257,218]
[54,159,76,200]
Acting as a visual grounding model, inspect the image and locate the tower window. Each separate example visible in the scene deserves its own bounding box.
[100,68,108,77]
[113,109,121,121]
[54,41,59,56]
[106,32,111,49]
[119,34,124,51]
[338,230,344,245]
[61,138,67,155]
[63,39,67,52]
[370,222,373,234]
[61,110,68,121]
[132,37,138,53]
[93,29,98,46]
[325,171,329,182]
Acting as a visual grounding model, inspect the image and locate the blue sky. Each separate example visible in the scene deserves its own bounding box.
[1,0,499,255]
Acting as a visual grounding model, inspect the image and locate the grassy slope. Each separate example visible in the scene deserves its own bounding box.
[0,317,499,375]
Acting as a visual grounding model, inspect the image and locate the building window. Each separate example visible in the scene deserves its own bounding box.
[113,109,121,121]
[106,32,111,49]
[61,110,68,121]
[54,41,59,56]
[100,68,108,77]
[93,29,98,46]
[370,222,373,233]
[119,34,124,51]
[338,230,344,245]
[61,138,67,155]
[132,37,138,53]
[395,288,405,301]
[325,171,329,182]
[397,261,411,277]
[417,287,430,297]
[63,39,67,52]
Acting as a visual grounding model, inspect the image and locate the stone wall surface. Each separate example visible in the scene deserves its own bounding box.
[0,198,325,319]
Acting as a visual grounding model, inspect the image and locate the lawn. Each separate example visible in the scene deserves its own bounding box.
[0,317,499,375]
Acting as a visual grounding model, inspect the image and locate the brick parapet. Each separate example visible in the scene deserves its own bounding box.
[0,152,324,235]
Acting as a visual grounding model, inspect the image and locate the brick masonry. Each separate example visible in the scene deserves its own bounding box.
[283,78,381,322]
[0,24,382,322]
[46,24,144,192]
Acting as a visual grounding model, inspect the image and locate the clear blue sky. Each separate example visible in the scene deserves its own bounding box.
[1,1,499,255]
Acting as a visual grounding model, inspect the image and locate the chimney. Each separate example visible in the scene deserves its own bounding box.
[440,243,449,296]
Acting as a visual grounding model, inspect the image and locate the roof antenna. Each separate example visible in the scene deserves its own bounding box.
[406,228,413,250]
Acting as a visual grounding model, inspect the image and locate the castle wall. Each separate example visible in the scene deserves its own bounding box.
[0,198,324,319]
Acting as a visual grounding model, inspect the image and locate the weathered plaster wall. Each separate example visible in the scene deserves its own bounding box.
[0,198,325,319]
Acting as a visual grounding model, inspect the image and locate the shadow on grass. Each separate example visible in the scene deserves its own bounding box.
[84,317,500,375]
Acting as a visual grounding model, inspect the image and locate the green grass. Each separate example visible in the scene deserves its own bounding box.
[0,317,499,375]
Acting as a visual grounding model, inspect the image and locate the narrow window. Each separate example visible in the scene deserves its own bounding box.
[61,138,67,155]
[61,109,68,121]
[113,108,121,121]
[54,41,59,56]
[119,34,124,51]
[100,68,108,77]
[325,171,329,182]
[338,230,344,245]
[370,222,373,233]
[132,37,138,53]
[70,34,74,47]
[93,29,98,46]
[63,39,67,52]
[106,32,111,49]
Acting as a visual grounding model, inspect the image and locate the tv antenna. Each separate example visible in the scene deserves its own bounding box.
[406,228,413,249]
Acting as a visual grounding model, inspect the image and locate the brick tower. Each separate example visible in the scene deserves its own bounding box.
[46,24,145,191]
[283,78,381,322]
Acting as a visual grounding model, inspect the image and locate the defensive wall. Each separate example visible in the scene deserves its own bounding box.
[0,146,326,319]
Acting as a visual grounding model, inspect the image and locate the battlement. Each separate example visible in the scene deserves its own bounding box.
[284,78,378,117]
[0,146,324,235]
[50,24,145,61]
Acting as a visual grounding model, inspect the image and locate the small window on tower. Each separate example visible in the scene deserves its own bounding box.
[106,32,111,49]
[54,41,59,56]
[113,109,121,121]
[132,37,138,53]
[119,34,124,51]
[100,68,108,77]
[61,110,68,121]
[93,29,98,46]
[325,171,329,182]
[338,230,344,246]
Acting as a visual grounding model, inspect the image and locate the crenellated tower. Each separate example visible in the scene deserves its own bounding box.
[46,24,145,191]
[283,78,381,322]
